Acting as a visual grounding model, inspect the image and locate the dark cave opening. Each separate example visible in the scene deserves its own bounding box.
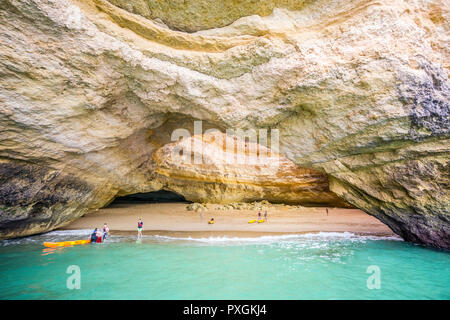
[108,190,190,206]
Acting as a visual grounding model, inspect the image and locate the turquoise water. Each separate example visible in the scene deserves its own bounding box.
[0,230,449,300]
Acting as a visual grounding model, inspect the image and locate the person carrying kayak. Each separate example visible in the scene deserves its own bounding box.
[137,219,143,238]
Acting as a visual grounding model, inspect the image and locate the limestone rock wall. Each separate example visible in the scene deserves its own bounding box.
[0,0,448,248]
[107,0,309,32]
[152,132,349,206]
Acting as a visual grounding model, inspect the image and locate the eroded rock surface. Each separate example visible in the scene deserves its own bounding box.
[152,132,349,206]
[0,0,448,248]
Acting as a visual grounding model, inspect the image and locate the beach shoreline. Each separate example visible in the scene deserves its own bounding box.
[60,202,395,237]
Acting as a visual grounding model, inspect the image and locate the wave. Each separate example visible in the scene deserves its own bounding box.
[0,230,403,247]
[152,232,403,243]
[1,229,93,246]
[45,229,93,236]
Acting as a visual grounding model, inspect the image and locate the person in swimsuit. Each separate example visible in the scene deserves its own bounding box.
[264,211,268,222]
[96,229,102,243]
[137,219,143,238]
[103,223,109,241]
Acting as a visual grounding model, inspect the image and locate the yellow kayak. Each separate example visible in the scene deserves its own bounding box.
[248,220,257,224]
[258,219,265,223]
[43,240,91,248]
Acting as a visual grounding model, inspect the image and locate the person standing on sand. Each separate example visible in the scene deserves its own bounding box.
[326,208,329,216]
[258,211,262,220]
[264,211,268,222]
[103,223,109,241]
[137,218,143,238]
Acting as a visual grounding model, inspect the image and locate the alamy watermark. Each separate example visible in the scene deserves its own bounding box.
[169,120,281,169]
[66,265,81,290]
[366,265,381,290]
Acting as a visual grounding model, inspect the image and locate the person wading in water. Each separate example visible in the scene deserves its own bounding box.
[137,219,143,239]
[90,228,98,243]
[103,223,109,241]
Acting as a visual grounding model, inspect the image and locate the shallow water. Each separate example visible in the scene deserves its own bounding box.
[0,230,449,299]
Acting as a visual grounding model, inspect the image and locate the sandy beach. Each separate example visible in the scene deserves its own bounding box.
[60,202,395,237]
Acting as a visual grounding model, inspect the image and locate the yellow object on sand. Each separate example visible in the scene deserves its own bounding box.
[208,220,215,224]
[248,220,257,223]
[258,219,265,223]
[43,240,91,248]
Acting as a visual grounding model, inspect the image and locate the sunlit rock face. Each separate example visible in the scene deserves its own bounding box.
[152,132,350,206]
[0,0,448,248]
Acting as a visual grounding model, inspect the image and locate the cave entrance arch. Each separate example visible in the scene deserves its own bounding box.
[107,190,190,206]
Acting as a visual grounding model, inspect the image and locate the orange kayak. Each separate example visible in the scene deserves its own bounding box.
[43,240,91,248]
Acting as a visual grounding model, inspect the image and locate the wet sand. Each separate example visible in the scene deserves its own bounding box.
[60,202,395,237]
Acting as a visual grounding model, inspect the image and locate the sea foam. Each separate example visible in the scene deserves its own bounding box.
[151,232,403,243]
[0,230,403,246]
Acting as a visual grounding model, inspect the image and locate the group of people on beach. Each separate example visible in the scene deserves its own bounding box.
[258,211,268,221]
[205,210,268,225]
[90,219,144,243]
[90,223,109,243]
[89,210,270,241]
